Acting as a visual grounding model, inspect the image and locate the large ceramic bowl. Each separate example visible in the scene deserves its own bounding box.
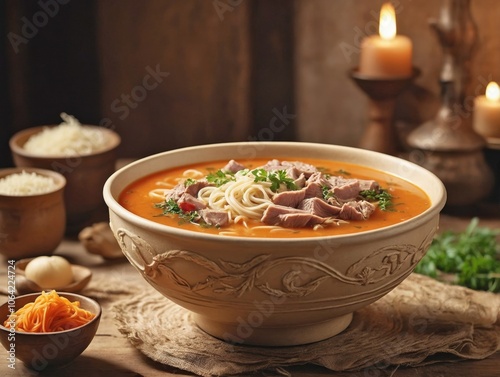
[103,142,446,346]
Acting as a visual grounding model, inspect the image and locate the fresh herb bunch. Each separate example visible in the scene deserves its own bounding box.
[251,169,298,192]
[415,217,500,292]
[359,189,394,211]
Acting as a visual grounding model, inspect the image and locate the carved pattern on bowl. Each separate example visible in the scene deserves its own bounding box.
[115,227,436,300]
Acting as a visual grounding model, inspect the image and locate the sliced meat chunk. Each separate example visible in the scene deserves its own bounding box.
[298,197,341,218]
[338,200,375,221]
[273,189,306,208]
[164,182,187,201]
[328,176,354,187]
[165,180,213,203]
[185,179,213,197]
[199,209,229,227]
[284,167,302,180]
[333,180,361,202]
[260,159,282,171]
[358,179,379,191]
[260,160,318,178]
[223,160,246,174]
[293,173,306,189]
[261,204,303,223]
[278,213,325,228]
[328,177,378,194]
[283,161,317,178]
[261,204,325,228]
[304,182,324,199]
[326,195,342,207]
[306,172,330,187]
[178,193,207,211]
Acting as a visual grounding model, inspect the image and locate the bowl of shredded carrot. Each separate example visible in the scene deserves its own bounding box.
[0,290,101,370]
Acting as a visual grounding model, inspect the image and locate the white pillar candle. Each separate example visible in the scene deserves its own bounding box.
[359,3,413,78]
[474,82,500,139]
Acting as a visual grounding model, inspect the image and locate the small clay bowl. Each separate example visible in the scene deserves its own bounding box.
[14,258,92,294]
[0,168,66,260]
[9,125,121,234]
[0,292,101,370]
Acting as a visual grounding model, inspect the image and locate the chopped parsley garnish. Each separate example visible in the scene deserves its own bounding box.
[251,169,298,192]
[155,198,181,214]
[333,169,351,176]
[322,185,334,200]
[316,166,331,178]
[155,199,199,224]
[359,189,394,211]
[206,170,235,186]
[184,178,196,187]
[414,218,500,292]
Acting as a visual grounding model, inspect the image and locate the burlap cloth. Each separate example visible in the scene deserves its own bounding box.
[111,273,500,376]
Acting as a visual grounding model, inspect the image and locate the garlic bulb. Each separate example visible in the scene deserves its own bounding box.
[79,222,124,259]
[24,256,74,288]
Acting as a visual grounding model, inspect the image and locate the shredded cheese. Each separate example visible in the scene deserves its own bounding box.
[0,171,58,196]
[23,113,108,156]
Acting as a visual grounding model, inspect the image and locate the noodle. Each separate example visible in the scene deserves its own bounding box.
[4,290,96,332]
[197,170,275,220]
[148,188,168,201]
[182,169,204,179]
[148,170,207,202]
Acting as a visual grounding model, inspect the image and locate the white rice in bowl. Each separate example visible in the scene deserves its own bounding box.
[0,171,58,196]
[23,113,108,156]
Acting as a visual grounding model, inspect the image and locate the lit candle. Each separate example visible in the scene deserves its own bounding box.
[473,81,500,138]
[359,3,413,78]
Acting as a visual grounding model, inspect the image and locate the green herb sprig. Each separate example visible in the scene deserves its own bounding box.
[333,169,350,176]
[322,185,334,200]
[414,218,500,292]
[206,170,235,187]
[359,189,394,211]
[184,178,196,187]
[251,169,298,192]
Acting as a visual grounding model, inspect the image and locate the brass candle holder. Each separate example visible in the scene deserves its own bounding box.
[407,0,494,207]
[349,67,420,155]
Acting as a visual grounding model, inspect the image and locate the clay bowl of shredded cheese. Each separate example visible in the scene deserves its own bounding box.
[0,167,66,260]
[0,291,101,370]
[9,113,121,234]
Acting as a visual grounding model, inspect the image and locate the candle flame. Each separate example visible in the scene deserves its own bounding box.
[379,3,396,40]
[486,82,500,101]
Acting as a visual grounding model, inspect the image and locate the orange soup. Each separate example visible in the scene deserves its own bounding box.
[119,158,431,238]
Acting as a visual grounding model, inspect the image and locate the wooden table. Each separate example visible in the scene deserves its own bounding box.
[1,214,499,377]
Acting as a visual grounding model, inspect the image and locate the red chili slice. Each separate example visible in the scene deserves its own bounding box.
[179,202,196,212]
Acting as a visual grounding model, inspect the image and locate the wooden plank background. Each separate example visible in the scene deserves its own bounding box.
[2,0,500,164]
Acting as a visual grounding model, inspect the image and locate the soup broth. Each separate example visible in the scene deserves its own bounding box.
[119,158,431,238]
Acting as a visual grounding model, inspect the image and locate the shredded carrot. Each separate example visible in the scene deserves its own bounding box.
[4,290,96,332]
